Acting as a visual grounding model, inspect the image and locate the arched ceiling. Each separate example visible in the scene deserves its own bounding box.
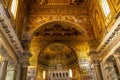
[29,22,90,67]
[26,0,92,68]
[33,21,86,38]
[24,0,95,41]
[38,43,78,69]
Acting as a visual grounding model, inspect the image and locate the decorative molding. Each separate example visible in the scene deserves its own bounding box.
[26,15,94,40]
[97,16,120,54]
[2,56,10,61]
[19,51,32,58]
[89,17,120,61]
[0,3,31,64]
[0,45,8,56]
[0,33,18,62]
[0,3,24,56]
[21,60,30,67]
[26,4,95,41]
[92,60,100,66]
[27,5,88,15]
[35,24,81,37]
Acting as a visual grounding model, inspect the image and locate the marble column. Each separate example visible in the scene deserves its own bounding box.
[113,53,120,74]
[18,51,31,80]
[91,68,97,80]
[100,62,107,80]
[93,60,103,80]
[105,61,118,80]
[6,70,16,80]
[0,59,8,80]
[16,64,22,80]
[21,64,28,80]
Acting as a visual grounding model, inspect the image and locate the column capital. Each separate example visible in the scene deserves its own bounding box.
[21,61,29,68]
[18,51,32,58]
[89,51,100,61]
[18,51,31,67]
[19,58,29,68]
[113,54,120,58]
[88,50,99,56]
[16,63,21,67]
[0,58,8,80]
[2,56,9,61]
[91,59,101,66]
[113,51,120,58]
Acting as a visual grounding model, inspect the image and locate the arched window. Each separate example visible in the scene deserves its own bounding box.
[11,0,18,18]
[69,69,72,78]
[101,0,110,17]
[0,55,2,66]
[56,73,58,77]
[0,55,2,61]
[53,73,55,78]
[66,73,68,77]
[60,73,62,77]
[43,71,46,79]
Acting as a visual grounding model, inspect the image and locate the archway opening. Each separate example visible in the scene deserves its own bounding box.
[29,21,90,80]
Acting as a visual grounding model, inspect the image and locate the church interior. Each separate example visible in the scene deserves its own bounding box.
[0,0,120,80]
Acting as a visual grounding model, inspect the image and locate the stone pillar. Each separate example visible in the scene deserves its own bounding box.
[5,61,18,80]
[18,51,31,80]
[100,62,107,80]
[105,61,118,80]
[21,62,28,80]
[0,59,8,80]
[16,64,22,80]
[91,68,97,80]
[93,60,103,80]
[113,53,120,74]
[21,64,28,80]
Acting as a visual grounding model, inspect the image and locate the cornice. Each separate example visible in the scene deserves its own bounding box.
[0,34,18,62]
[27,5,88,15]
[97,16,120,54]
[32,37,87,41]
[100,32,120,61]
[86,16,120,61]
[29,4,88,9]
[0,3,24,57]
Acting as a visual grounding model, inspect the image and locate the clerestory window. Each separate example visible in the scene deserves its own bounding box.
[101,0,110,17]
[11,0,18,19]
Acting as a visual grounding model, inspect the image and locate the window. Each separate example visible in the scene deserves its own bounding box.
[69,69,72,78]
[11,0,18,18]
[101,0,110,17]
[43,71,46,79]
[0,56,2,61]
[0,55,2,66]
[53,73,55,78]
[66,73,68,77]
[56,73,58,77]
